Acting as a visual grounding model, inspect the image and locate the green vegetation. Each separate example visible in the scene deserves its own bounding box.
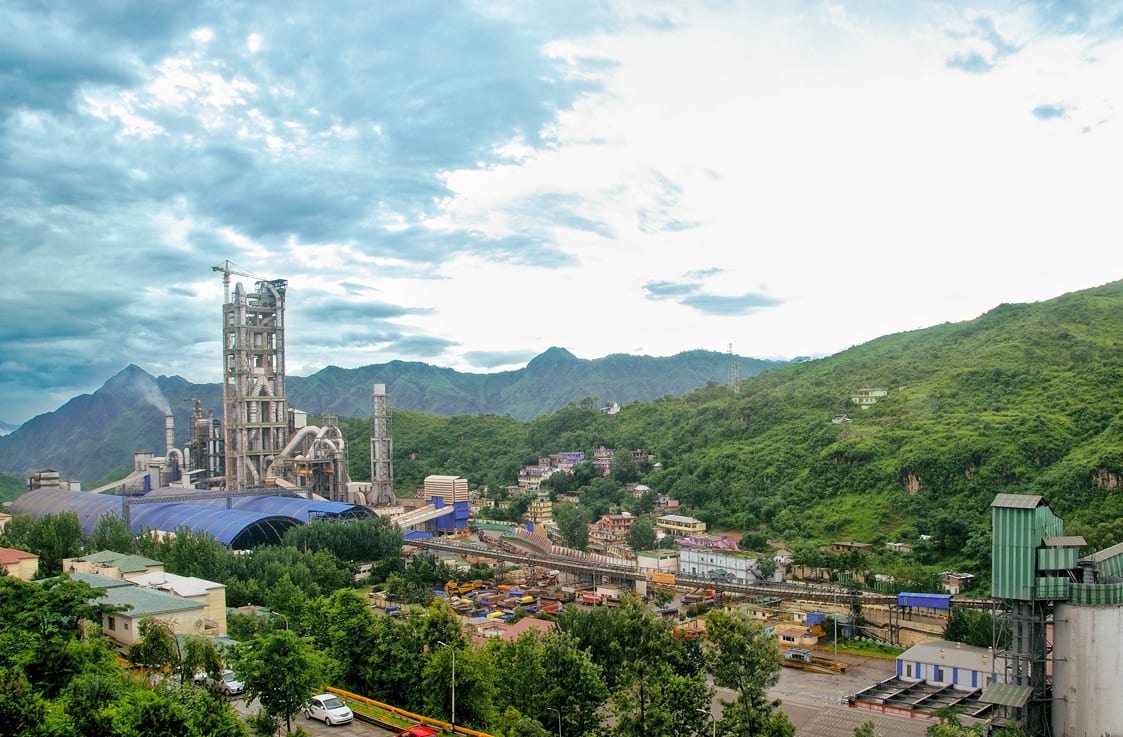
[334,281,1123,580]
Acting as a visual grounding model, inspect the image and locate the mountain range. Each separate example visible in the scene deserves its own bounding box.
[0,347,788,483]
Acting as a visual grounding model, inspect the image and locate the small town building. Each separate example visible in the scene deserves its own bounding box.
[679,546,783,584]
[656,514,706,537]
[941,571,976,594]
[63,550,164,579]
[850,388,889,407]
[0,547,40,580]
[636,550,679,573]
[524,499,553,526]
[592,445,614,476]
[125,571,229,636]
[772,623,819,649]
[71,571,206,651]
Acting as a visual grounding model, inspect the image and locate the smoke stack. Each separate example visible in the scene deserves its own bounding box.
[165,414,175,457]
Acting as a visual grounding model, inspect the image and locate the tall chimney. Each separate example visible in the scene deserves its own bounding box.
[165,414,175,457]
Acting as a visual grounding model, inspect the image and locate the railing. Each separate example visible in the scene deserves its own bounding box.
[325,686,497,737]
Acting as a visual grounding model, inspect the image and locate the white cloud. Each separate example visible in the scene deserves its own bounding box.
[2,0,1123,422]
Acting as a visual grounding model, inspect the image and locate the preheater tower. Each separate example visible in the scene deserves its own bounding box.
[221,276,288,490]
[369,383,395,505]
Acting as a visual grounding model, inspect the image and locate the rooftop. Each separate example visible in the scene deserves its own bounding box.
[0,547,38,564]
[73,550,162,572]
[99,584,205,618]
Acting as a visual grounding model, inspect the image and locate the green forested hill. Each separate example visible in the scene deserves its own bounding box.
[341,280,1123,572]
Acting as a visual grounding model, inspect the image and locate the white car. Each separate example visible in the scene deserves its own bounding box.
[304,693,354,726]
[205,669,245,696]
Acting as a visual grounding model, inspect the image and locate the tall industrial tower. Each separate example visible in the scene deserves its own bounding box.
[728,343,740,394]
[217,264,289,490]
[369,383,395,505]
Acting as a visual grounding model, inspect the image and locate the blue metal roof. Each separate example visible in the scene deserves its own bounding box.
[11,490,123,534]
[129,503,299,548]
[228,495,373,521]
[10,489,300,549]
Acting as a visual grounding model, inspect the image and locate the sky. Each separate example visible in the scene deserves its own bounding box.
[2,1,1122,426]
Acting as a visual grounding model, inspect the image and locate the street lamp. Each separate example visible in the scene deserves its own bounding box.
[696,708,716,737]
[437,641,456,731]
[547,706,562,737]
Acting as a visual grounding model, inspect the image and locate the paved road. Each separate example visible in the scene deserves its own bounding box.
[229,653,926,737]
[230,694,398,737]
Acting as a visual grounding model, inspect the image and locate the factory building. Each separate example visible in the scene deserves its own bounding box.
[218,266,289,491]
[988,493,1123,737]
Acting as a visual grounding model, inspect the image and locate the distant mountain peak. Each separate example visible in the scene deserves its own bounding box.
[527,347,578,369]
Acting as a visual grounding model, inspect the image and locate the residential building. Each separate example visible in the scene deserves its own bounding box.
[589,512,637,552]
[517,465,548,491]
[826,541,874,554]
[656,514,706,537]
[63,550,165,579]
[850,387,889,407]
[592,445,614,476]
[525,499,553,526]
[71,571,206,651]
[942,571,976,595]
[0,547,39,581]
[126,571,229,636]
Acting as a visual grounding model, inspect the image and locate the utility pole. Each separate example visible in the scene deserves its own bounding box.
[438,641,456,732]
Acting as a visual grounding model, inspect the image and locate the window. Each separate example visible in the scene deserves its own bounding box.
[107,616,115,631]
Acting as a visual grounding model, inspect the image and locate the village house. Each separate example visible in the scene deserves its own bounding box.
[0,547,40,581]
[592,445,614,475]
[588,512,637,552]
[942,571,976,595]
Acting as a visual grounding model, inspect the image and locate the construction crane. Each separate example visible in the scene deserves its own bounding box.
[212,260,266,304]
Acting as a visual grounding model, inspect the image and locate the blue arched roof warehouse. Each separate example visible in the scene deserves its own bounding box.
[10,489,372,549]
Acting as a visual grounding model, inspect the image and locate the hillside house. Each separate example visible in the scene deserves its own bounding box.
[518,465,549,491]
[825,541,874,554]
[942,571,976,595]
[850,387,889,407]
[524,499,553,526]
[593,445,614,475]
[657,515,706,537]
[589,512,637,552]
